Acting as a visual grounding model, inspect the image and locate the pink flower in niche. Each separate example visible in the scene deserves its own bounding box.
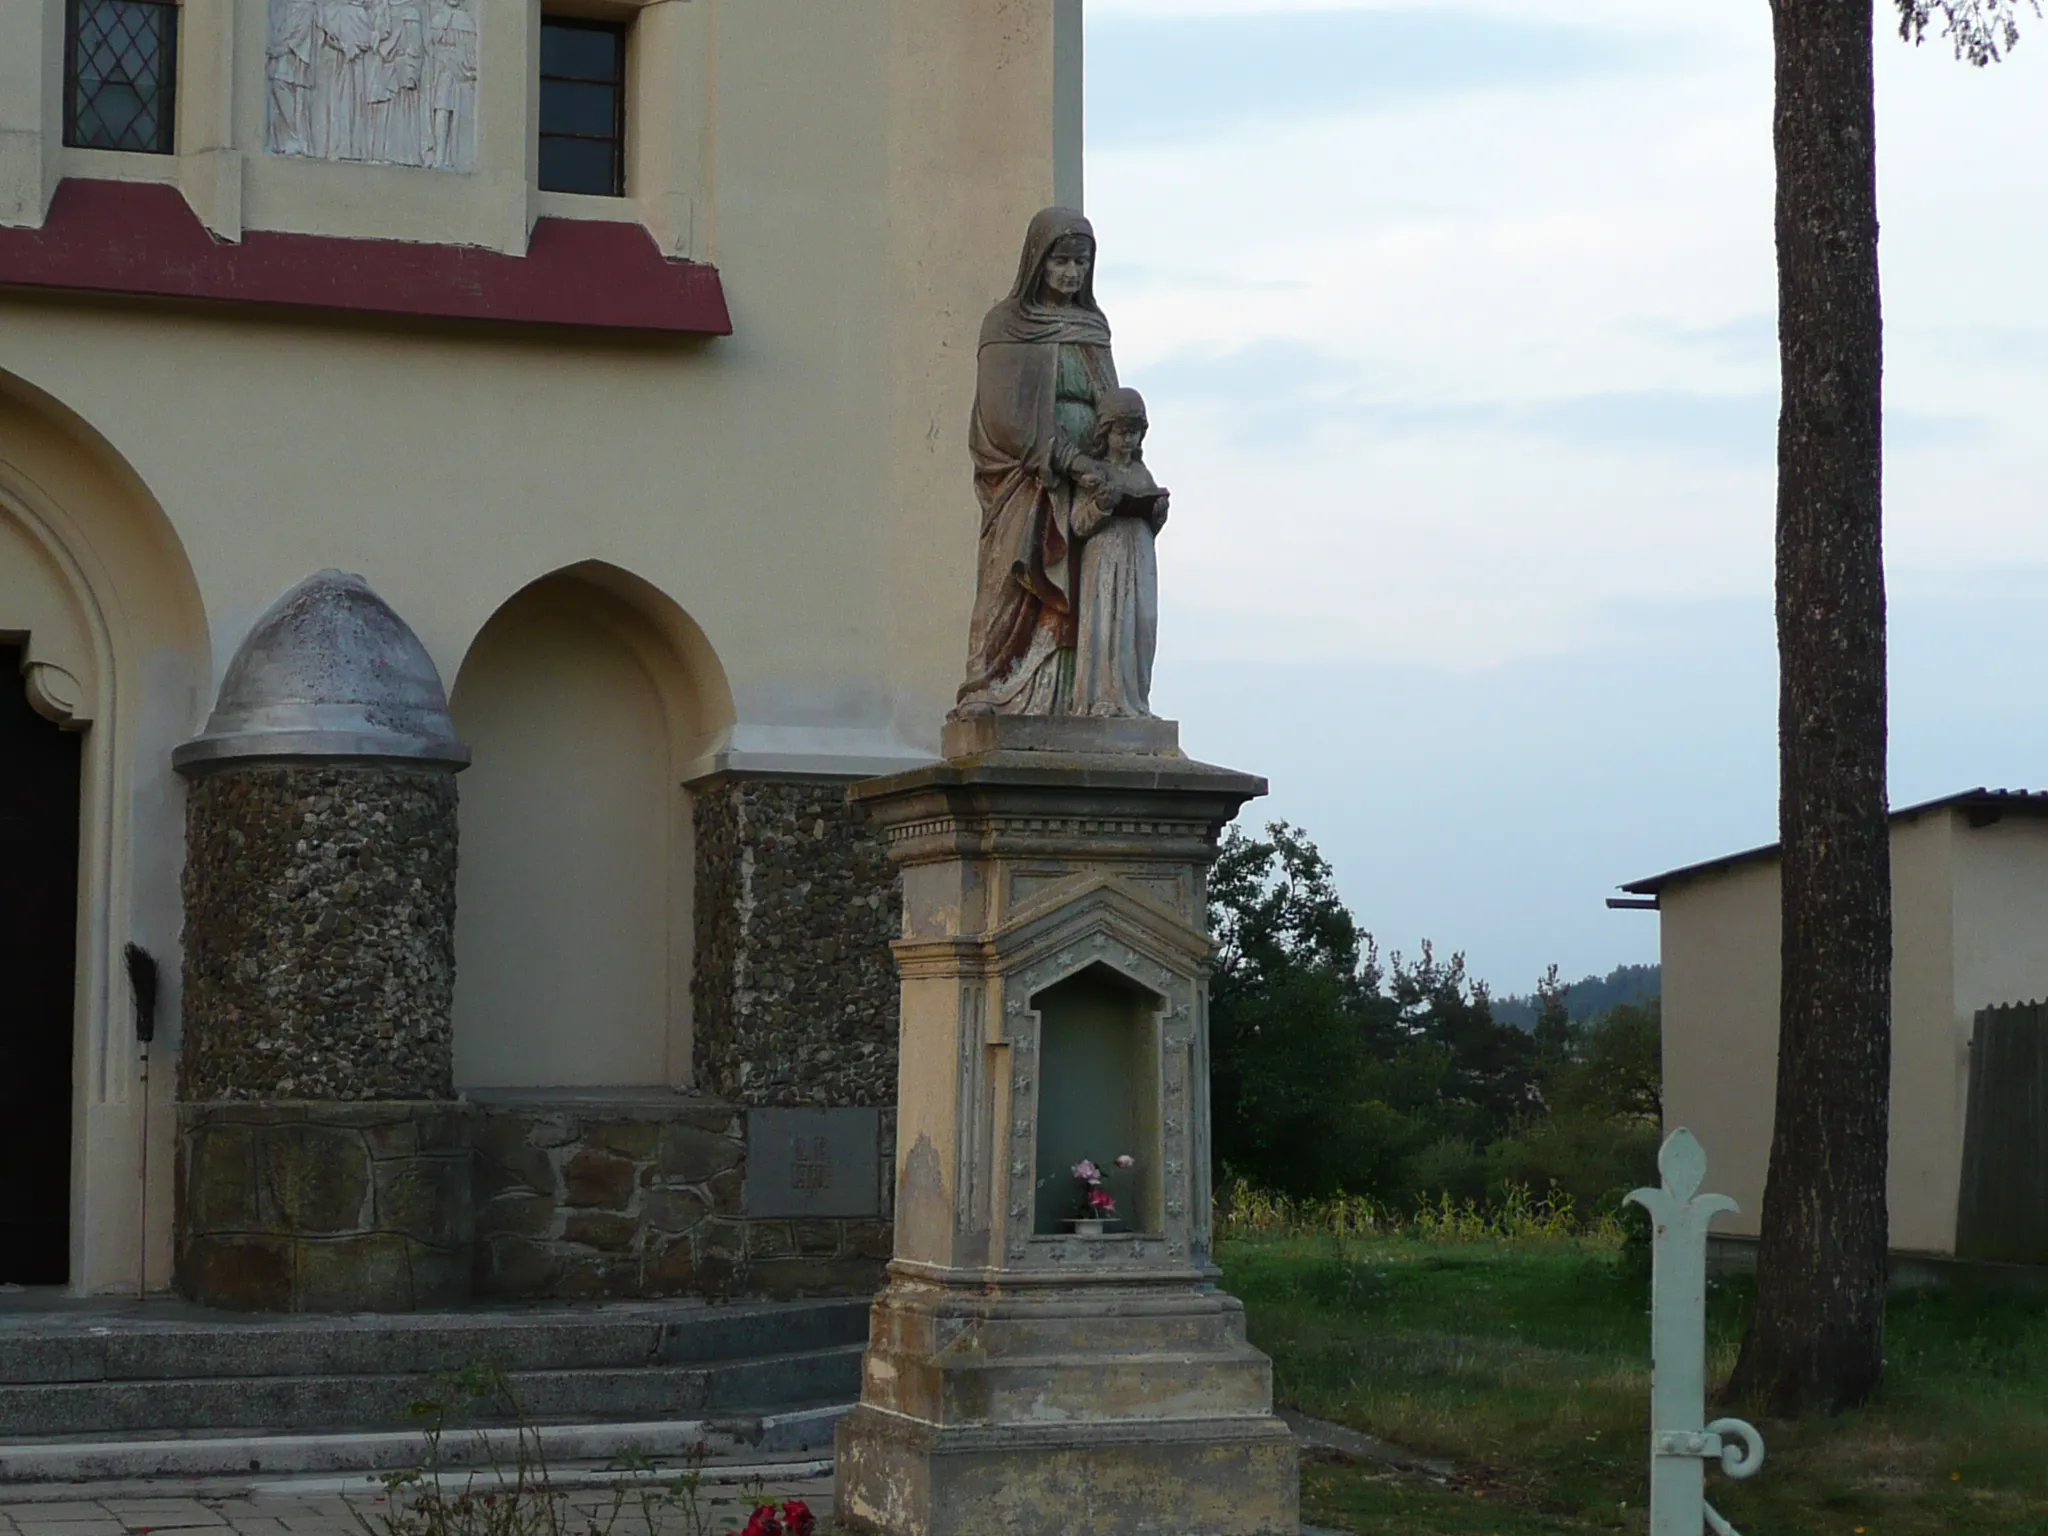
[1115,1154,1136,1169]
[1072,1159,1103,1184]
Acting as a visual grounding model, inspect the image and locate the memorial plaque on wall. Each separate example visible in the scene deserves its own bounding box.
[745,1107,882,1218]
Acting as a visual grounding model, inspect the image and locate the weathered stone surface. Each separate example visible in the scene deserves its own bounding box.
[465,1096,889,1304]
[748,1257,888,1299]
[641,1187,710,1235]
[563,1211,639,1252]
[295,1234,416,1312]
[646,1236,696,1292]
[179,764,459,1102]
[177,1236,293,1311]
[585,1120,661,1160]
[178,1102,473,1312]
[183,1122,259,1233]
[555,1254,639,1300]
[834,1407,1298,1536]
[478,1235,560,1295]
[693,776,900,1109]
[657,1122,744,1181]
[374,1155,471,1241]
[562,1149,636,1210]
[477,1191,558,1238]
[261,1125,371,1234]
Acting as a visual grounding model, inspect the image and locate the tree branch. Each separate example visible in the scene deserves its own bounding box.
[1897,0,2038,64]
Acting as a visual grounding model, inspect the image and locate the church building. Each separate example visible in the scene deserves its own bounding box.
[0,0,1085,1305]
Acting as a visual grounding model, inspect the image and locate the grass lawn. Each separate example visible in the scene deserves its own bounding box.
[1222,1232,2048,1535]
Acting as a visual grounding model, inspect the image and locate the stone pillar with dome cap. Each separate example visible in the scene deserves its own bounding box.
[173,570,475,1312]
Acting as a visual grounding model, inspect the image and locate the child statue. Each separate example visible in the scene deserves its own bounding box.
[1071,387,1169,718]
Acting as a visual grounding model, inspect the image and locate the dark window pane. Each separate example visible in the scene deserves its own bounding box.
[539,136,620,197]
[64,0,177,154]
[540,23,623,83]
[539,80,618,139]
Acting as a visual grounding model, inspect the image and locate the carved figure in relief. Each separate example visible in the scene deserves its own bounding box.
[268,0,473,170]
[1071,388,1168,717]
[316,0,376,161]
[367,0,428,166]
[266,0,320,157]
[955,208,1121,719]
[424,0,478,170]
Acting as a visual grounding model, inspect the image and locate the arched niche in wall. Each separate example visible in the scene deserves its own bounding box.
[450,563,732,1089]
[0,368,211,1295]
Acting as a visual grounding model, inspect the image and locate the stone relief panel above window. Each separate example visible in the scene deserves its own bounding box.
[266,0,477,171]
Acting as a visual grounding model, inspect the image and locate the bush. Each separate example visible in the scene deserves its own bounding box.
[1487,1117,1662,1216]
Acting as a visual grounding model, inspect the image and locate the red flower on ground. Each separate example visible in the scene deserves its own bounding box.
[739,1501,816,1536]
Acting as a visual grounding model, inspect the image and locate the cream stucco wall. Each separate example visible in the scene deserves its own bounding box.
[1658,857,1781,1241]
[1657,807,2048,1258]
[0,374,210,1298]
[0,0,1081,1290]
[450,571,703,1090]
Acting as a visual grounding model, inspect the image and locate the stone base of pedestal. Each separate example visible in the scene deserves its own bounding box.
[177,1101,473,1312]
[835,1408,1297,1536]
[832,1279,1299,1535]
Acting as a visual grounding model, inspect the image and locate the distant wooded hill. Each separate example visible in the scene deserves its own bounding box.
[1491,964,1661,1031]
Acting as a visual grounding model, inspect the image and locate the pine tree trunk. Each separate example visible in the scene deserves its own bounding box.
[1724,0,1891,1416]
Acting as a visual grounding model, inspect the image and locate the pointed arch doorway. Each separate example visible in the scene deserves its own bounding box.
[0,642,82,1284]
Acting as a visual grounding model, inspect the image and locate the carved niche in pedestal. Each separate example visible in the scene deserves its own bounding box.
[266,0,478,172]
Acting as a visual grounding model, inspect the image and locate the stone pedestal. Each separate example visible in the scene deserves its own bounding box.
[834,718,1298,1536]
[172,571,471,1311]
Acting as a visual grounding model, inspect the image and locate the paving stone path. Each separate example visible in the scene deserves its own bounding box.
[0,1472,836,1536]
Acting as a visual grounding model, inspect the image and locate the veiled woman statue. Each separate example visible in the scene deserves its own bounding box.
[954,208,1121,718]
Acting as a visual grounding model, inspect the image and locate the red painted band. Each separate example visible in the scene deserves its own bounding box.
[0,179,732,336]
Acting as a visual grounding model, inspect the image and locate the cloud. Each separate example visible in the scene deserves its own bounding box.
[1080,1,2048,982]
[1087,8,1654,146]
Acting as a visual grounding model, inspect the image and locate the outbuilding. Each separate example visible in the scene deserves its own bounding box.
[1623,789,2048,1271]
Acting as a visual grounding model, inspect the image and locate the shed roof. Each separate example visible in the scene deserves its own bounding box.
[1620,788,2048,898]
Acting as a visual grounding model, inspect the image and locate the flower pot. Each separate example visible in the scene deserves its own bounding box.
[1065,1218,1114,1237]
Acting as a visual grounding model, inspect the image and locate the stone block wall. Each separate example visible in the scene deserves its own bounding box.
[472,1095,893,1301]
[176,1102,473,1311]
[693,775,901,1108]
[180,764,459,1101]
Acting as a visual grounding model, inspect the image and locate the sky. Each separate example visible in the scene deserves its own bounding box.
[1082,0,2048,996]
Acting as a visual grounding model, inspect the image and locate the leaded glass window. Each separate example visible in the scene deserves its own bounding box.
[64,0,179,156]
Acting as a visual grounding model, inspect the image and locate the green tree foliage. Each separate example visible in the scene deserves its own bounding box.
[1207,823,1661,1210]
[1207,823,1391,1197]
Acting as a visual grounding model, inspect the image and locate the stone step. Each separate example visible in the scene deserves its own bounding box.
[0,1297,872,1385]
[0,1344,867,1438]
[0,1405,849,1487]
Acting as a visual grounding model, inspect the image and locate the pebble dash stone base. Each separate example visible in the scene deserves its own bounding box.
[179,764,459,1103]
[692,775,901,1109]
[177,763,465,1311]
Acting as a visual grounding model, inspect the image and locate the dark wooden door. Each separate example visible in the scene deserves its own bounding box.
[0,644,81,1284]
[1956,1002,2048,1266]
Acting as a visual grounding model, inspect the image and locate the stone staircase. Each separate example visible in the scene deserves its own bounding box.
[0,1295,869,1486]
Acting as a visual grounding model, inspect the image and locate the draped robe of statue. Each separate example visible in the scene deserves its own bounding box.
[424,0,478,170]
[955,208,1118,718]
[1071,426,1165,717]
[316,0,376,161]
